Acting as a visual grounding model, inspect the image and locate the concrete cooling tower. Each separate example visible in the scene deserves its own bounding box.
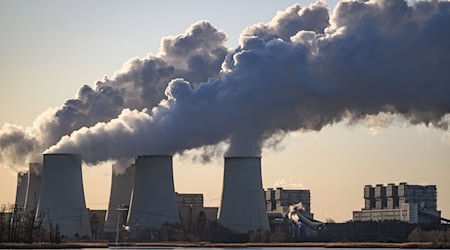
[218,157,270,233]
[36,154,91,238]
[104,164,135,234]
[14,171,28,210]
[127,155,179,238]
[24,163,43,211]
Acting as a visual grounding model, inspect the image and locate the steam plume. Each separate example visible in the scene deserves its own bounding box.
[2,0,450,169]
[47,0,450,165]
[0,21,227,170]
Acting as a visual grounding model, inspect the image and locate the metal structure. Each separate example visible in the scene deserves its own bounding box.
[14,171,28,210]
[218,157,270,233]
[104,164,135,234]
[36,153,91,238]
[24,163,42,211]
[127,155,179,237]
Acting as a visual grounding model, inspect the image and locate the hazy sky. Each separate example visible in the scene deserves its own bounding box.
[1,0,449,222]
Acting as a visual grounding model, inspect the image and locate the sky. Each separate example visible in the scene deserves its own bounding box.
[0,0,449,222]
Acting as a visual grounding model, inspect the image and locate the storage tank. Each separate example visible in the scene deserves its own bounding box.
[218,157,270,233]
[127,155,179,238]
[104,164,135,234]
[36,154,91,238]
[14,171,28,210]
[24,163,43,211]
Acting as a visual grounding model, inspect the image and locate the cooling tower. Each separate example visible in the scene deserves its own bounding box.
[14,171,28,210]
[36,154,91,238]
[218,157,270,233]
[127,155,179,236]
[24,163,42,211]
[104,164,135,233]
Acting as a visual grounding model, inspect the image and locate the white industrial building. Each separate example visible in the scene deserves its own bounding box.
[353,182,442,224]
[24,163,42,211]
[218,157,270,233]
[36,154,91,238]
[14,171,28,210]
[104,164,135,237]
[127,155,180,239]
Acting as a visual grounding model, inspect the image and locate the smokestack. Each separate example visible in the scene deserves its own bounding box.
[14,171,28,210]
[218,157,270,233]
[36,154,91,238]
[127,155,179,237]
[104,164,135,234]
[24,163,42,211]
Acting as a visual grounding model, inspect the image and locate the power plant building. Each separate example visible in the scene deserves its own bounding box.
[265,187,313,220]
[127,155,180,239]
[104,164,135,238]
[353,182,442,224]
[24,163,42,211]
[176,193,218,230]
[218,157,270,233]
[36,154,91,238]
[14,171,28,210]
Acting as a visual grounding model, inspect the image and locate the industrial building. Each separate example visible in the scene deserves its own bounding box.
[88,209,106,241]
[127,155,180,239]
[218,157,270,233]
[24,163,42,211]
[176,193,218,231]
[265,187,313,220]
[36,154,91,239]
[14,171,28,210]
[104,164,135,239]
[353,182,444,224]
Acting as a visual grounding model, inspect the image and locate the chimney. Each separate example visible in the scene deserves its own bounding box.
[36,154,91,238]
[218,157,270,233]
[14,171,28,210]
[104,164,135,234]
[127,155,179,238]
[24,163,43,211]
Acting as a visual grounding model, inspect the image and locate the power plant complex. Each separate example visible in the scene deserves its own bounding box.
[5,153,448,242]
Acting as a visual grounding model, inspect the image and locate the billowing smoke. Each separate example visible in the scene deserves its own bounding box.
[46,0,450,165]
[0,21,227,170]
[3,0,450,169]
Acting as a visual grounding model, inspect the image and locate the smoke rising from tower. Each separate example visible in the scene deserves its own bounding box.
[1,0,450,166]
[47,0,450,163]
[0,21,228,170]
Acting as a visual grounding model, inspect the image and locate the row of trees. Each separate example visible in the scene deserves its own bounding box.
[0,204,61,243]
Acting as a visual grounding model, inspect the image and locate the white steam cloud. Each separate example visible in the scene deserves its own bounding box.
[0,21,227,170]
[2,0,450,170]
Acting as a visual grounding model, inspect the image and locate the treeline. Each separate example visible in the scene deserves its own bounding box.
[0,204,62,243]
[316,221,449,244]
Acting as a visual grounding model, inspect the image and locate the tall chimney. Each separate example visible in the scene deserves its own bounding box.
[14,171,28,210]
[36,154,91,238]
[127,155,179,238]
[24,163,43,211]
[104,164,135,234]
[218,157,270,233]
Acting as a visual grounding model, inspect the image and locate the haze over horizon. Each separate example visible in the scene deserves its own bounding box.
[1,0,449,222]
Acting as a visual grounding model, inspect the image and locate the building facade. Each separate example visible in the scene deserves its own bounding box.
[353,182,441,224]
[176,193,218,230]
[265,187,313,220]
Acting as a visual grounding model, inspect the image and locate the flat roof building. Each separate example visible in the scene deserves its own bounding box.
[265,187,313,220]
[353,182,441,224]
